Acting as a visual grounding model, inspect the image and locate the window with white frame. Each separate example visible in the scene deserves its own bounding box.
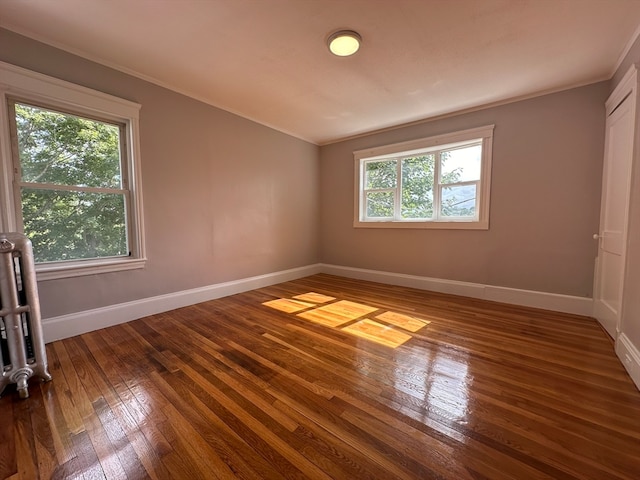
[354,125,494,229]
[0,61,146,279]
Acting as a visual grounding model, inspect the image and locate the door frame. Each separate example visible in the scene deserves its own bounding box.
[593,65,638,339]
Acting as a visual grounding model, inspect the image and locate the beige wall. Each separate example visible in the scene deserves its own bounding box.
[0,29,320,318]
[319,83,608,297]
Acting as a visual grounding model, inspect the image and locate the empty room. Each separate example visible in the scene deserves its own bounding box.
[1,1,640,479]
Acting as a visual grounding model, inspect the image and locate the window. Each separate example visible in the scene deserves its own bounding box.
[354,125,494,229]
[0,61,145,279]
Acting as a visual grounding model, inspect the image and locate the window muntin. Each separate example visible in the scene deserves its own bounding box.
[0,60,145,279]
[354,125,493,229]
[10,101,131,263]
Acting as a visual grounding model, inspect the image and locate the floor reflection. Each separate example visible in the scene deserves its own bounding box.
[426,353,470,420]
[387,345,471,430]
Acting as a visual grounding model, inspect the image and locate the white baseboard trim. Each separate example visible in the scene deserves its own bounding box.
[616,333,640,391]
[43,262,595,343]
[319,264,593,316]
[42,263,322,342]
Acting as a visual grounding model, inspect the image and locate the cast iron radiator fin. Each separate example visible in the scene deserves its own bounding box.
[0,233,51,398]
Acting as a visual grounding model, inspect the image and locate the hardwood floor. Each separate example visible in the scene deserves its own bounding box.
[1,273,640,479]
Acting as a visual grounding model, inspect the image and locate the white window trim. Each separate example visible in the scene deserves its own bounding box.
[353,125,494,230]
[0,61,146,280]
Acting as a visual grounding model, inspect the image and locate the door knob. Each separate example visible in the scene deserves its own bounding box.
[593,233,602,240]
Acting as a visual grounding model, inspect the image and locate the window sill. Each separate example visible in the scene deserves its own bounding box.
[35,257,147,281]
[353,220,489,230]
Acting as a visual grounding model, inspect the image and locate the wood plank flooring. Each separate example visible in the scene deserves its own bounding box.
[1,273,640,479]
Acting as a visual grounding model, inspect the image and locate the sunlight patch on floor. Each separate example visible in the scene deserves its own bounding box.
[343,319,413,348]
[293,292,336,303]
[262,298,315,313]
[262,292,431,348]
[375,311,430,332]
[297,300,378,327]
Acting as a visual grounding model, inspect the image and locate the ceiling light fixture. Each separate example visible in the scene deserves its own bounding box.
[328,30,361,57]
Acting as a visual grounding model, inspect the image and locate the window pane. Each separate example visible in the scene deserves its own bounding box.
[365,160,396,189]
[366,191,394,218]
[14,103,123,188]
[401,155,434,219]
[441,144,481,183]
[21,188,127,262]
[441,184,476,218]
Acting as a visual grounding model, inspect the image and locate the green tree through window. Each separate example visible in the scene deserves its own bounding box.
[401,155,436,218]
[363,151,465,221]
[12,102,129,263]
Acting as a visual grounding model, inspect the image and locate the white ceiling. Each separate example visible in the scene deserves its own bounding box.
[2,0,640,145]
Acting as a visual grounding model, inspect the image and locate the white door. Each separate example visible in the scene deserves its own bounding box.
[593,88,636,339]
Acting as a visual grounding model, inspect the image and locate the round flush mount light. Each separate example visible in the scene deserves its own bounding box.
[327,30,362,57]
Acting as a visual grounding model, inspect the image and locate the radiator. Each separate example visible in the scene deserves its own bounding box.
[0,232,51,398]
